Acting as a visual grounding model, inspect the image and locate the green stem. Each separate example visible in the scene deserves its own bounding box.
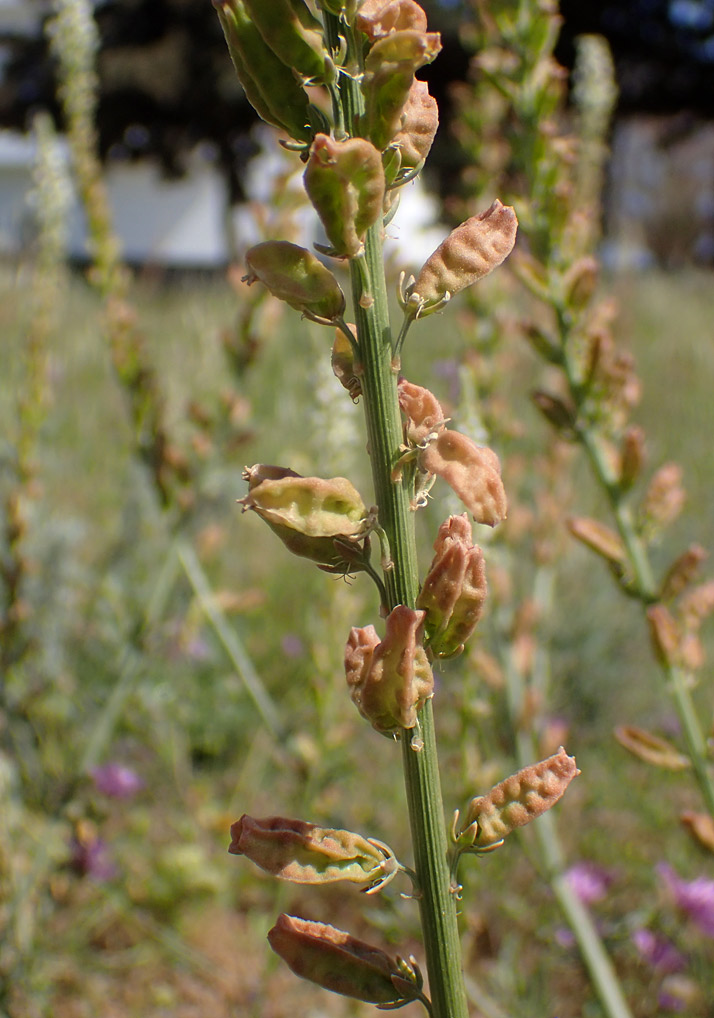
[323,16,467,1013]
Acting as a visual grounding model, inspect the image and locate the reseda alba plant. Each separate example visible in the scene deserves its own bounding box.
[215,2,579,1013]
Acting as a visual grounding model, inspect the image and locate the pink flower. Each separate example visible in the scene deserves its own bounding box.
[91,763,143,800]
[565,861,614,904]
[657,863,714,938]
[70,836,117,882]
[631,928,686,974]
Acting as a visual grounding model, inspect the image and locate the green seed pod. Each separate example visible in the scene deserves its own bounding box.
[304,134,386,258]
[268,914,410,1005]
[345,606,434,733]
[239,468,368,570]
[462,747,580,848]
[213,0,312,143]
[332,325,362,401]
[417,514,487,658]
[408,200,517,314]
[392,79,439,171]
[243,241,345,322]
[419,431,507,526]
[230,815,397,887]
[360,29,442,152]
[242,0,332,84]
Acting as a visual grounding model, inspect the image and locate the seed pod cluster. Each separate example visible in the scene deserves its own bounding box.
[345,606,434,733]
[417,514,487,658]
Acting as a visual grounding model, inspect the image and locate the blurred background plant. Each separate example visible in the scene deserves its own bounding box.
[0,0,713,1015]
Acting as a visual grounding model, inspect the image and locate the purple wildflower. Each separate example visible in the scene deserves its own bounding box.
[91,762,144,800]
[631,928,686,974]
[565,861,614,904]
[281,633,305,658]
[657,863,714,938]
[70,836,117,882]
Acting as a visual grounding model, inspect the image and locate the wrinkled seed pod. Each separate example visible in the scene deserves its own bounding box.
[420,431,507,526]
[304,134,386,258]
[410,200,517,308]
[392,78,439,170]
[268,914,406,1004]
[397,377,446,444]
[417,517,487,657]
[356,0,428,41]
[464,747,580,847]
[346,607,433,733]
[361,29,442,152]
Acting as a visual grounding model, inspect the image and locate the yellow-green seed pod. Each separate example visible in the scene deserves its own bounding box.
[230,815,397,887]
[332,325,362,400]
[360,29,442,152]
[304,135,386,258]
[213,0,312,143]
[242,0,332,83]
[243,241,345,322]
[408,200,517,313]
[239,469,368,570]
[268,915,410,1005]
[462,747,580,848]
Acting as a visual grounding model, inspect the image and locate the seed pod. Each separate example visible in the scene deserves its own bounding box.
[243,241,345,322]
[242,0,332,83]
[462,747,580,848]
[646,604,681,667]
[356,0,428,41]
[304,135,386,258]
[408,200,517,313]
[392,79,439,170]
[213,0,312,143]
[345,606,434,733]
[239,469,368,570]
[268,914,410,1005]
[229,815,396,887]
[641,463,686,533]
[660,544,708,602]
[680,811,714,854]
[397,377,446,444]
[614,726,690,770]
[562,255,599,310]
[567,516,626,566]
[360,29,442,152]
[243,464,302,490]
[419,431,507,526]
[332,326,362,400]
[417,514,487,657]
[619,424,646,489]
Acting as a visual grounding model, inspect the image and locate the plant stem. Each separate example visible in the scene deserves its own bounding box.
[321,13,468,1014]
